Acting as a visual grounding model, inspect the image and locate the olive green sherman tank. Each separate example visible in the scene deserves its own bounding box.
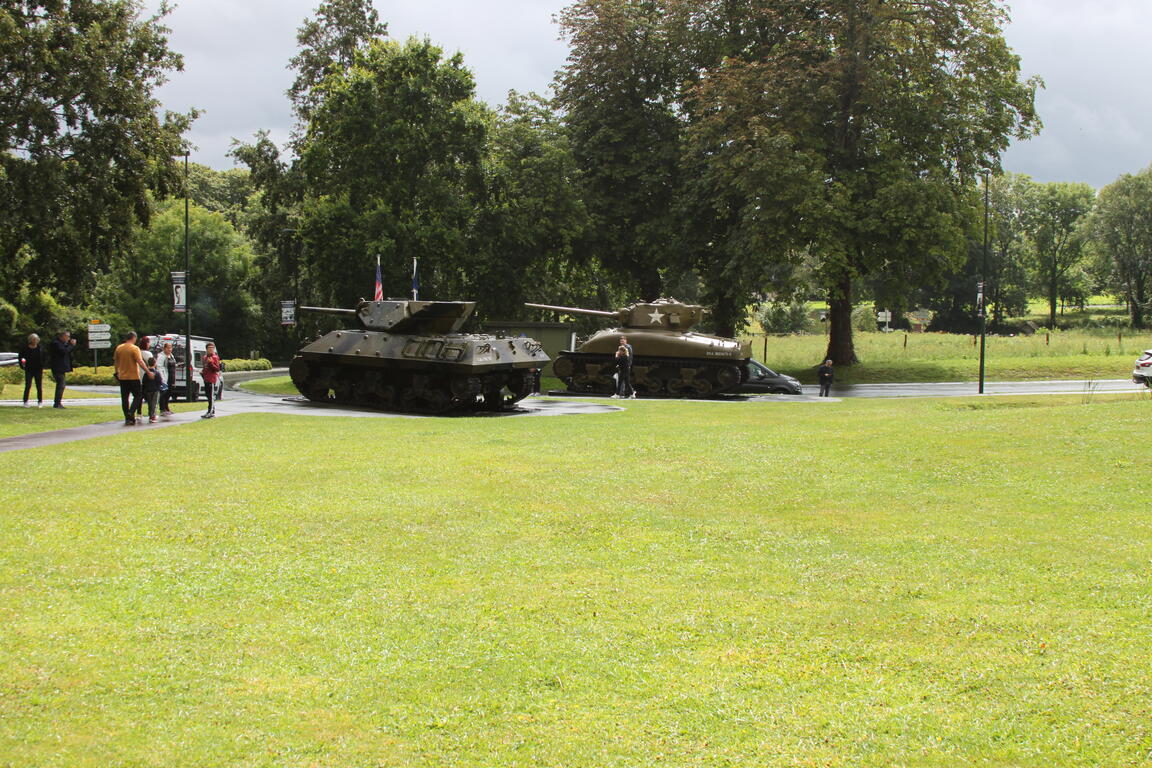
[290,299,549,414]
[525,298,751,397]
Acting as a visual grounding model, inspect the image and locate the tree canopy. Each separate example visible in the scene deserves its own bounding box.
[0,0,193,313]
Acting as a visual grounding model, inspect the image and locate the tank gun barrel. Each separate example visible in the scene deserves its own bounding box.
[525,302,617,319]
[299,306,358,316]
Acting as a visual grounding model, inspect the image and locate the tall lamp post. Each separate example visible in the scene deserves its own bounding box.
[184,152,192,390]
[978,169,991,394]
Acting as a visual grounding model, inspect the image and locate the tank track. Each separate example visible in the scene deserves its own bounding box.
[551,352,746,398]
[289,357,533,414]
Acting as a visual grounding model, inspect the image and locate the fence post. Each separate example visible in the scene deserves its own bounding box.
[763,334,767,361]
[904,333,908,349]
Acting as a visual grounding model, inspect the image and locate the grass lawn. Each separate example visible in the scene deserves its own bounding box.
[746,329,1152,383]
[1,395,1150,766]
[0,383,106,402]
[0,401,204,439]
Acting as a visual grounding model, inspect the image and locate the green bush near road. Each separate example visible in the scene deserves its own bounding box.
[1,396,1149,766]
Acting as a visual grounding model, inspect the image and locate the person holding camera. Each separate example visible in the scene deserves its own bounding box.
[200,342,222,419]
[48,330,76,408]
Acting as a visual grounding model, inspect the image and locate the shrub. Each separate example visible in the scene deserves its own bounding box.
[755,302,812,334]
[222,358,272,372]
[851,305,879,332]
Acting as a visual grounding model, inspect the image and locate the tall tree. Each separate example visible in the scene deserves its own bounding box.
[472,93,594,319]
[1090,168,1152,328]
[1024,181,1095,328]
[295,37,487,306]
[556,0,689,300]
[682,0,1041,361]
[0,0,192,307]
[287,0,386,124]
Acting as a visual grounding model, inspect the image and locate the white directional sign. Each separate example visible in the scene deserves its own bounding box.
[88,331,111,341]
[88,340,111,349]
[88,323,111,332]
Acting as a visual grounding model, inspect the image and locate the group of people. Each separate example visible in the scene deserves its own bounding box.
[112,333,221,425]
[16,331,77,408]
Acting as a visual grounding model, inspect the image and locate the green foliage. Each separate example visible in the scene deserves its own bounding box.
[1024,180,1097,328]
[851,304,879,333]
[1090,166,1152,328]
[0,0,193,306]
[96,199,260,347]
[754,301,812,334]
[472,93,595,319]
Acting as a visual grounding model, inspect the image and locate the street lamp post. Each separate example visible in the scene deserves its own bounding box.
[978,169,991,394]
[184,152,192,392]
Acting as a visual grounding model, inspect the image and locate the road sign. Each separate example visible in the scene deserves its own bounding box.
[88,331,111,341]
[88,323,111,332]
[88,340,111,349]
[876,311,892,322]
[281,300,296,326]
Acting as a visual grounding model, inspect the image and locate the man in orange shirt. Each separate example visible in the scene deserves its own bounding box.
[113,331,154,426]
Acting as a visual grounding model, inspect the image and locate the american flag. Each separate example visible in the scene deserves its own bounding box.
[373,256,383,301]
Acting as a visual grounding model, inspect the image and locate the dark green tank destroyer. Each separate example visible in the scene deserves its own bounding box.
[526,297,751,397]
[290,299,549,414]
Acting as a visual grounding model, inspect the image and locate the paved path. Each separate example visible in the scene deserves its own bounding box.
[3,376,1143,454]
[0,386,622,454]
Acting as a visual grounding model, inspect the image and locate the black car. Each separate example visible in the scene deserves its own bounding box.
[736,360,804,395]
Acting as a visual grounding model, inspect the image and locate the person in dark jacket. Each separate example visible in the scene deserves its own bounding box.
[18,332,45,407]
[817,358,834,397]
[48,331,77,408]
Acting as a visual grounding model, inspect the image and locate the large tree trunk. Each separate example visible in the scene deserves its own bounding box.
[824,273,859,365]
[1130,278,1148,329]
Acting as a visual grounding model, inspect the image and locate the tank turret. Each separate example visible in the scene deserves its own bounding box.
[290,298,548,414]
[526,297,750,398]
[301,299,475,334]
[525,298,706,331]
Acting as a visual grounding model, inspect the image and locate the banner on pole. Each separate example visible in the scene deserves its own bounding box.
[172,271,187,313]
[281,300,296,326]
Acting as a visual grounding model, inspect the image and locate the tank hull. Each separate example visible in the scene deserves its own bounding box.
[290,329,548,414]
[552,326,750,397]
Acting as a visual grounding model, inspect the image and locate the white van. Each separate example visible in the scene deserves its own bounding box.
[144,334,219,402]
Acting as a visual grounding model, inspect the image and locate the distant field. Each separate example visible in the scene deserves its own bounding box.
[744,329,1151,383]
[1,394,1149,766]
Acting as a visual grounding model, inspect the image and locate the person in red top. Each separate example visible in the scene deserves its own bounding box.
[200,342,221,419]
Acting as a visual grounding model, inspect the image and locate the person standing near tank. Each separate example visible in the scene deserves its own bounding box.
[200,342,221,419]
[48,330,76,408]
[614,335,635,398]
[18,333,45,407]
[817,358,835,397]
[113,331,153,425]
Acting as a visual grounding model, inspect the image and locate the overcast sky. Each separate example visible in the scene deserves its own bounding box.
[145,0,1151,190]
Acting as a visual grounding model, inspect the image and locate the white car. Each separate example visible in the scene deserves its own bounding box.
[0,352,18,367]
[1133,349,1152,388]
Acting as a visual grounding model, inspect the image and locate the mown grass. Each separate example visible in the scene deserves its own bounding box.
[1,395,1150,766]
[0,400,203,439]
[0,383,105,402]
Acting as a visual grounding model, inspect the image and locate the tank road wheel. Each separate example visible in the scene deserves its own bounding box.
[552,356,575,380]
[714,364,741,391]
[289,358,331,402]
